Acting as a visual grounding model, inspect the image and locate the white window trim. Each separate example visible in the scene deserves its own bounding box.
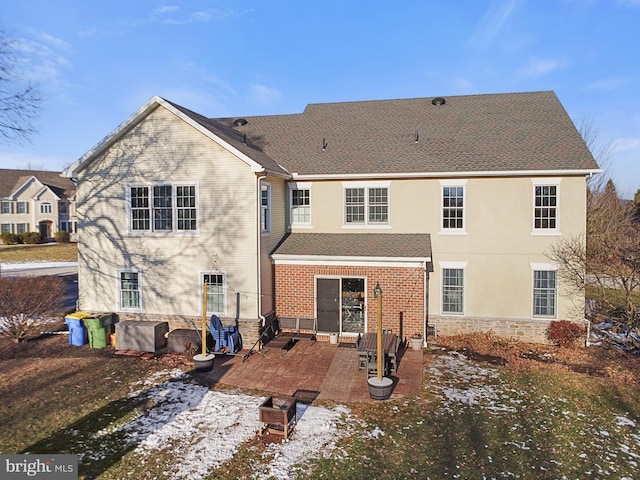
[261,182,271,235]
[126,182,200,237]
[531,178,561,236]
[530,262,558,319]
[117,269,142,312]
[439,261,467,316]
[40,202,52,214]
[342,180,391,229]
[439,179,467,235]
[289,181,313,228]
[202,270,228,316]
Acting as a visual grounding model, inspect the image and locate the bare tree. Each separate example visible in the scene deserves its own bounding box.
[0,29,41,144]
[548,175,640,347]
[0,276,66,342]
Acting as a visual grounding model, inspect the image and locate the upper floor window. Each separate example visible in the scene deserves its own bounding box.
[343,181,390,227]
[442,186,464,229]
[261,183,271,233]
[17,202,28,214]
[440,180,467,233]
[128,184,198,234]
[1,201,12,214]
[290,183,311,226]
[532,179,560,233]
[40,202,52,214]
[58,202,68,214]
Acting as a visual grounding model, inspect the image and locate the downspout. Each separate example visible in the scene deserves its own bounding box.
[256,173,267,326]
[423,261,428,348]
[584,318,591,347]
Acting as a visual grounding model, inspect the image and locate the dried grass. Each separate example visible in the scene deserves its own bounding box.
[434,331,640,385]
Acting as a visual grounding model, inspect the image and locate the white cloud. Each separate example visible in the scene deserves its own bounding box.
[518,58,562,77]
[612,137,640,153]
[584,77,630,91]
[36,33,69,50]
[470,0,521,48]
[249,84,282,106]
[154,5,180,15]
[616,0,640,7]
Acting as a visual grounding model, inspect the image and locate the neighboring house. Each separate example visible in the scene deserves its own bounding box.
[0,169,77,242]
[63,91,600,345]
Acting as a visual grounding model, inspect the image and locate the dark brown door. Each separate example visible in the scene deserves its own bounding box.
[316,278,340,333]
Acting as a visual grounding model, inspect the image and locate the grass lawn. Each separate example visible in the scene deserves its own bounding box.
[1,330,639,480]
[0,242,78,263]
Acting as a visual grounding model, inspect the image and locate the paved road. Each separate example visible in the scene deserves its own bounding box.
[0,265,78,277]
[0,263,79,312]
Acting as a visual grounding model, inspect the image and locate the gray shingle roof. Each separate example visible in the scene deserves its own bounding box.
[272,233,432,259]
[0,169,75,199]
[205,91,598,176]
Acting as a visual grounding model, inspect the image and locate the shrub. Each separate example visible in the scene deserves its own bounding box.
[0,232,20,245]
[55,230,70,243]
[19,232,42,244]
[546,320,585,347]
[0,276,66,342]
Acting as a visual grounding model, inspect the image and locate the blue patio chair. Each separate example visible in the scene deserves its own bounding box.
[209,315,242,354]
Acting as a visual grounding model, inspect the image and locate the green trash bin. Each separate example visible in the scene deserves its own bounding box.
[84,314,113,349]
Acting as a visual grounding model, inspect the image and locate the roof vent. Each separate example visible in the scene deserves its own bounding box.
[233,118,248,126]
[432,97,446,106]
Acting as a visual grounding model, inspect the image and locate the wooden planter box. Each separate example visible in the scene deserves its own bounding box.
[259,395,297,439]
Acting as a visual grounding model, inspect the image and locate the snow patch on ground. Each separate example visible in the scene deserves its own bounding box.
[100,369,351,480]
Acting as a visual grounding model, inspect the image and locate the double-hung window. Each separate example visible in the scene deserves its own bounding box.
[1,201,12,214]
[440,180,466,232]
[532,179,560,233]
[17,202,28,214]
[442,266,465,314]
[344,181,390,226]
[261,183,271,233]
[290,183,311,226]
[128,184,198,234]
[204,273,226,314]
[120,271,140,310]
[532,268,557,317]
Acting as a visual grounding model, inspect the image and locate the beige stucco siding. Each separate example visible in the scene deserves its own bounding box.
[289,174,587,324]
[76,106,262,321]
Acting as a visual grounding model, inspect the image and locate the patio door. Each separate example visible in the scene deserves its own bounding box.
[317,278,340,333]
[316,277,366,335]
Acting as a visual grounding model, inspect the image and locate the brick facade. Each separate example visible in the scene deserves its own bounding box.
[274,263,426,340]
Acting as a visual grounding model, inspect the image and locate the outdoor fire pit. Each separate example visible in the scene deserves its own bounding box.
[259,395,297,439]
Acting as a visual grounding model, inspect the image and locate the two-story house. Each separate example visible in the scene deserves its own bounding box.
[0,169,77,242]
[63,91,599,345]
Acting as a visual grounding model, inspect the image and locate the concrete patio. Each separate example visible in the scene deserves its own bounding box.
[197,340,424,403]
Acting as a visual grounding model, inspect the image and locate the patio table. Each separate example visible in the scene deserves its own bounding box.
[356,332,399,374]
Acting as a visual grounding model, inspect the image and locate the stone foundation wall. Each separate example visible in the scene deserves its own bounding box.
[429,316,587,345]
[114,313,262,346]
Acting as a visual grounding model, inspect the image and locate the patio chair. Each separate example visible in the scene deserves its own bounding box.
[209,315,242,354]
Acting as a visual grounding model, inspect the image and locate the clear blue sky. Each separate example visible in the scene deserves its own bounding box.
[1,0,639,197]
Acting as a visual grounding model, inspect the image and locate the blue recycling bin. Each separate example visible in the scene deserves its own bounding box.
[65,312,90,346]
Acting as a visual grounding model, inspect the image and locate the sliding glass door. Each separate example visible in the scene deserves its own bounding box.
[316,277,365,335]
